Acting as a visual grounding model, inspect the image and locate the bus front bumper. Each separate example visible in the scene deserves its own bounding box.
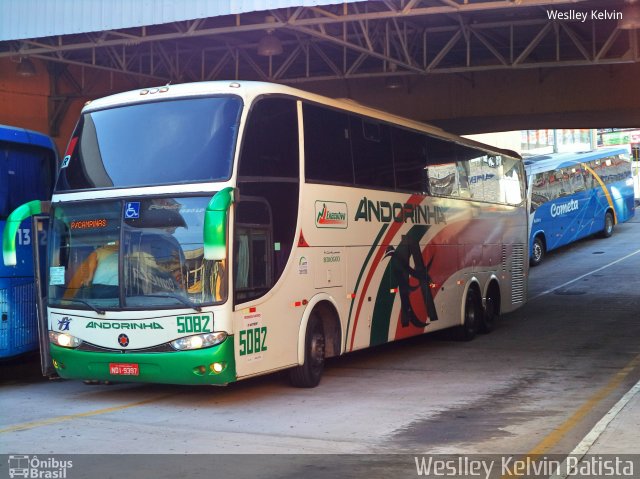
[50,338,236,386]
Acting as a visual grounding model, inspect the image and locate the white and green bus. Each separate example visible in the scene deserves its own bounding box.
[3,81,528,387]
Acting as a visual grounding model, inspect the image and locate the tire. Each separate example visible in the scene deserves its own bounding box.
[454,288,481,341]
[289,313,325,388]
[600,211,614,238]
[480,288,500,334]
[530,236,545,267]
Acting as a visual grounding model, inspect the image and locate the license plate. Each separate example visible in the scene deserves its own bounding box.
[109,363,139,376]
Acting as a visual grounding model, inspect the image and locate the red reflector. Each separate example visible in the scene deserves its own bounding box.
[294,301,302,307]
[249,307,256,313]
[302,299,308,305]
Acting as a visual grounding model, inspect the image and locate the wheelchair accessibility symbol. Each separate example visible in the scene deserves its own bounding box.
[124,202,140,219]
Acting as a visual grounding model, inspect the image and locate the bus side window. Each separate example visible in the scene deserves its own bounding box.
[350,116,395,189]
[391,127,428,194]
[303,103,353,185]
[425,137,459,197]
[557,168,573,197]
[531,173,549,211]
[571,168,586,193]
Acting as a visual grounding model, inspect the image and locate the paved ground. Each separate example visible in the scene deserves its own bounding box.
[1,216,639,477]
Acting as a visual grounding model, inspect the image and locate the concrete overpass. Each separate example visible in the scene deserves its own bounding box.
[0,0,638,149]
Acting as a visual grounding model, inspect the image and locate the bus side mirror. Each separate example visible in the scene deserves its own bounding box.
[3,200,50,266]
[203,187,234,261]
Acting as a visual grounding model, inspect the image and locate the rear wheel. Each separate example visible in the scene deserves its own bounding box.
[454,288,481,341]
[530,236,545,267]
[600,211,614,238]
[480,287,500,334]
[289,313,325,388]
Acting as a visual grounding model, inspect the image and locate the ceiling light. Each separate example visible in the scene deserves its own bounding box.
[257,15,283,56]
[619,1,640,30]
[16,58,36,77]
[385,63,403,89]
[257,34,283,56]
[385,76,404,89]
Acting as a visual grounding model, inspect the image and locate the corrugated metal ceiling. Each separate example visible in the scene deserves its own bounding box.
[0,0,358,41]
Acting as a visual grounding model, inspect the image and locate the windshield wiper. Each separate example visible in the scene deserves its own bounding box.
[60,298,106,315]
[142,293,202,312]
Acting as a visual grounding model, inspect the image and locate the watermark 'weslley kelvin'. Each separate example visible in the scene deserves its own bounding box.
[546,9,623,22]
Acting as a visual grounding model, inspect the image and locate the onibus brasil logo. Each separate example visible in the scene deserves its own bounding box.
[8,455,73,478]
[315,201,348,228]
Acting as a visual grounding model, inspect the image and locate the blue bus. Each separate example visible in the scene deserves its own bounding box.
[525,147,635,266]
[0,125,56,358]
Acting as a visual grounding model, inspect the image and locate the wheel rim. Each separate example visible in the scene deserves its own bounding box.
[533,242,542,262]
[606,214,613,234]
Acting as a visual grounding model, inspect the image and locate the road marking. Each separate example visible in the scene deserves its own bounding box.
[528,352,640,456]
[502,352,640,478]
[0,393,174,434]
[549,379,640,479]
[529,248,640,302]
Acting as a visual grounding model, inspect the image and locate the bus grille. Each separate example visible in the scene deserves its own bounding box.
[511,244,526,304]
[501,245,507,271]
[0,283,38,355]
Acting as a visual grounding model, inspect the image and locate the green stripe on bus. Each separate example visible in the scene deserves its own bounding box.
[344,223,389,351]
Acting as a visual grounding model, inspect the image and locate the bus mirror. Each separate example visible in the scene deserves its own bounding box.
[3,200,50,266]
[203,187,234,261]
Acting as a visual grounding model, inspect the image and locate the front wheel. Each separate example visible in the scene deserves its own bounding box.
[600,211,614,238]
[289,313,325,388]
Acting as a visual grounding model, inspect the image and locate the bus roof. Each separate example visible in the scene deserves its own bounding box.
[523,147,629,175]
[0,124,56,151]
[81,80,521,162]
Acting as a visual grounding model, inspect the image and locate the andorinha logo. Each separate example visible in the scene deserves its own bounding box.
[315,201,348,228]
[550,199,579,218]
[355,197,447,225]
[8,455,73,478]
[86,321,164,330]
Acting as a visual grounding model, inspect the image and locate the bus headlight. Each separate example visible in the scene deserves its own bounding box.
[170,331,227,351]
[49,331,83,348]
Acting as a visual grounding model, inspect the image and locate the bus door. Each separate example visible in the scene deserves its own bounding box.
[31,214,55,376]
[569,166,594,239]
[550,168,579,247]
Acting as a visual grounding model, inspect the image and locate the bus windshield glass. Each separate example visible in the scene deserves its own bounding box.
[48,197,227,311]
[55,96,242,191]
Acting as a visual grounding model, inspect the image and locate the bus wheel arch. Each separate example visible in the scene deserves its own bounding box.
[454,280,482,341]
[481,278,501,334]
[530,234,546,267]
[290,295,341,388]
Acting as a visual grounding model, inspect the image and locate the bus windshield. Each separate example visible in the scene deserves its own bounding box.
[55,96,242,191]
[48,197,227,311]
